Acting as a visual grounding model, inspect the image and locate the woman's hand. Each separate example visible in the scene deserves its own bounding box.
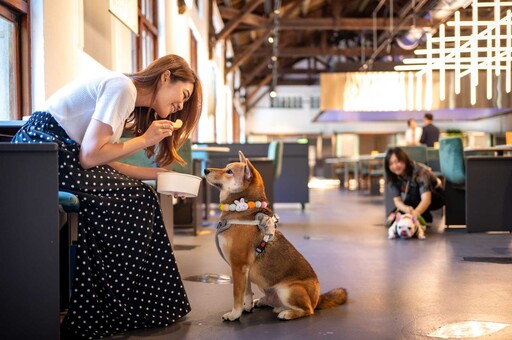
[142,120,178,147]
[110,163,168,180]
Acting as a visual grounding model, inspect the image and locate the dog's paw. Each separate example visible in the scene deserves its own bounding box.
[243,295,254,312]
[254,298,268,308]
[388,234,396,239]
[222,311,242,321]
[273,306,286,314]
[277,309,300,320]
[418,235,426,240]
[243,302,254,313]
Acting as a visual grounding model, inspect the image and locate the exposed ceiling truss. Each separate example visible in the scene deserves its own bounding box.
[210,0,475,104]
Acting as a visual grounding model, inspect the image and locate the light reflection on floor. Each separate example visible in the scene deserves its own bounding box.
[427,321,509,338]
[307,177,340,189]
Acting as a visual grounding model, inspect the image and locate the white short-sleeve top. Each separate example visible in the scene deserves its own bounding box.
[44,71,137,145]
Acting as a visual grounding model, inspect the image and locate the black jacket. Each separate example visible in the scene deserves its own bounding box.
[420,124,440,147]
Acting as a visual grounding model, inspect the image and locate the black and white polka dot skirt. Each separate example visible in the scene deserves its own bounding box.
[13,112,191,338]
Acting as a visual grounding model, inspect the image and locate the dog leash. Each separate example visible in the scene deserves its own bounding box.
[215,214,279,263]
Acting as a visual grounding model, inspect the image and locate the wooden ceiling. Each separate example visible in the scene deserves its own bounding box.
[211,0,453,92]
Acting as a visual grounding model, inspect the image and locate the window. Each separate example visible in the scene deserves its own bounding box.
[135,0,158,70]
[0,1,29,120]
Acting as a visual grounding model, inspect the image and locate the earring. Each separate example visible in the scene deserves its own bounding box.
[154,111,158,120]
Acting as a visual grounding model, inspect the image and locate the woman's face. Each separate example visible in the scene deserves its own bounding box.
[388,153,406,176]
[153,77,194,119]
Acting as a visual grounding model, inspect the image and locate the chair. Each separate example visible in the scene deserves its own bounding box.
[465,156,512,232]
[439,137,466,227]
[265,140,284,210]
[427,147,442,175]
[58,190,80,311]
[267,140,283,180]
[399,145,428,164]
[172,140,205,235]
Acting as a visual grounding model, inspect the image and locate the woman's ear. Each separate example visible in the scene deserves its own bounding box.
[161,70,171,83]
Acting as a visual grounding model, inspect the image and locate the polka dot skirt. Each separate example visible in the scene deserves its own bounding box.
[13,112,191,338]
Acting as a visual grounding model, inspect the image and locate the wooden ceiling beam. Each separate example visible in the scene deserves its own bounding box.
[277,17,433,30]
[218,7,268,27]
[227,32,270,74]
[216,0,265,41]
[216,7,434,32]
[270,67,327,74]
[242,59,270,87]
[246,73,272,111]
[238,46,415,58]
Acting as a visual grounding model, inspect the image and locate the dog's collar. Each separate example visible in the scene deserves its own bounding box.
[218,198,268,212]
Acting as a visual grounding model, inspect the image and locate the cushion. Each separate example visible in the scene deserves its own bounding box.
[59,191,80,212]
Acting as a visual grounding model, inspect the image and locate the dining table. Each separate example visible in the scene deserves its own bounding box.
[325,153,385,192]
[464,144,512,156]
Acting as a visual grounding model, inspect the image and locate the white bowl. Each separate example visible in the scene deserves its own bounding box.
[157,172,201,197]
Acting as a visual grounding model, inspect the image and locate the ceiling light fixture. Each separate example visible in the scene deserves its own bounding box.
[394,0,512,105]
[269,0,281,97]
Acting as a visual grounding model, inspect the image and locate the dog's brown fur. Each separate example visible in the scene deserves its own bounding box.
[204,151,347,321]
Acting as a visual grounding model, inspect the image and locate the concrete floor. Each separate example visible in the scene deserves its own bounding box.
[106,187,512,340]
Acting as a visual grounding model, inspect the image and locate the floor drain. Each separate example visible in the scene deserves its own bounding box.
[463,257,512,264]
[304,236,326,240]
[184,273,232,284]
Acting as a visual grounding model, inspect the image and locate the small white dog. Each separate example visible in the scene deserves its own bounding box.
[388,213,426,240]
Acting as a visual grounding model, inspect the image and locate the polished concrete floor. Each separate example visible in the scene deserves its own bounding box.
[106,186,512,339]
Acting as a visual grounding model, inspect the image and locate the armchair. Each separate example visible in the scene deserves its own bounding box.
[439,137,466,227]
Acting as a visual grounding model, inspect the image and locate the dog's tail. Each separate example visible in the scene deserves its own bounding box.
[316,288,348,309]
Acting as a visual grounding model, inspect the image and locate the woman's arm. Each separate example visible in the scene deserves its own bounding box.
[79,119,176,169]
[109,161,169,180]
[413,191,432,216]
[393,196,414,214]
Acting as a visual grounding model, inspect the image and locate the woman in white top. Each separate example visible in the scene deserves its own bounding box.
[404,118,423,145]
[13,54,202,338]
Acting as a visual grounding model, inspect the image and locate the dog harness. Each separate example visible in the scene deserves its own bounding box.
[215,212,279,264]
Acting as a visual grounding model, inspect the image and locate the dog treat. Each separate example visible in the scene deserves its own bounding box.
[173,119,183,129]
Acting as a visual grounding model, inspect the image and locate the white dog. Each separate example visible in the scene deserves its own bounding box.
[388,213,426,240]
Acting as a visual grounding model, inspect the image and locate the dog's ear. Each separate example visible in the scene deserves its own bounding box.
[412,215,418,224]
[396,212,402,221]
[244,161,253,182]
[239,151,247,163]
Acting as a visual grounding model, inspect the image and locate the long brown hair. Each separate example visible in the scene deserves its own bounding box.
[125,54,203,167]
[384,147,414,183]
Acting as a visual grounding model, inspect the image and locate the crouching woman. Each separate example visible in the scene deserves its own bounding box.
[384,147,445,226]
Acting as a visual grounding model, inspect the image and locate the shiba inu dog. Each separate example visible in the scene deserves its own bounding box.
[388,212,426,240]
[204,151,347,321]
